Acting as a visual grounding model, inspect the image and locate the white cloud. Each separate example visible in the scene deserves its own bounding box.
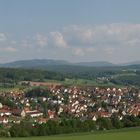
[0,46,17,52]
[50,31,67,48]
[35,34,48,47]
[1,23,140,63]
[64,24,140,48]
[104,47,115,55]
[73,48,85,56]
[20,40,32,48]
[0,33,7,42]
[73,47,96,57]
[0,34,18,53]
[5,46,17,52]
[85,47,95,53]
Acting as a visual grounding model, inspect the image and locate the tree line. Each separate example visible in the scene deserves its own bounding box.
[8,114,140,137]
[0,67,140,87]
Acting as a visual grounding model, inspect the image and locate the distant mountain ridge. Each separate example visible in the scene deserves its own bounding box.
[121,61,140,66]
[75,61,115,67]
[0,59,70,68]
[0,59,140,69]
[0,59,115,68]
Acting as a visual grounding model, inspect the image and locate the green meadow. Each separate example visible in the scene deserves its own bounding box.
[0,128,140,140]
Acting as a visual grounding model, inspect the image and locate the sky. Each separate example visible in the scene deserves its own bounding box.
[0,0,140,64]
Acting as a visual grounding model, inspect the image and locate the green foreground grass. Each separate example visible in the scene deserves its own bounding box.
[1,128,140,140]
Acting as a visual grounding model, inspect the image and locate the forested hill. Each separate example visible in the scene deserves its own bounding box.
[0,59,140,87]
[0,65,140,87]
[0,59,115,68]
[0,59,140,70]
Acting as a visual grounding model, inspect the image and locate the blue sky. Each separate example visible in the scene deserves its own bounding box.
[0,0,140,63]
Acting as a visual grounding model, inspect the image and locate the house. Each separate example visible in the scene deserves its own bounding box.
[38,97,47,102]
[26,110,43,118]
[0,103,3,108]
[99,111,110,118]
[118,115,123,120]
[35,117,47,124]
[131,109,139,117]
[0,117,8,124]
[12,109,26,117]
[48,110,55,119]
[90,112,98,121]
[58,106,63,115]
[9,117,21,124]
[0,109,11,116]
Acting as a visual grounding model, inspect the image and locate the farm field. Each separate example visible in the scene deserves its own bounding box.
[44,78,123,87]
[1,128,140,140]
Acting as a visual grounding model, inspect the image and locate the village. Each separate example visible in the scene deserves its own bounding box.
[0,82,140,126]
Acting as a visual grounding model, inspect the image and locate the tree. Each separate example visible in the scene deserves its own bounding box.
[97,118,113,130]
[111,114,123,129]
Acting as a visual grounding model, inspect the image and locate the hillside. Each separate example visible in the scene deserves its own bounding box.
[1,59,140,70]
[0,59,115,68]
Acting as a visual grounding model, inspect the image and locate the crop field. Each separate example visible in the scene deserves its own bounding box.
[1,128,140,140]
[45,78,123,87]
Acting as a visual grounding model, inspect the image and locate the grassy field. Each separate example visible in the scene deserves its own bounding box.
[1,128,140,140]
[45,78,123,87]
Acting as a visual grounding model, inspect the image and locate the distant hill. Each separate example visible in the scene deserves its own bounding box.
[75,61,115,67]
[122,61,140,66]
[0,59,140,70]
[0,59,70,68]
[0,59,115,68]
